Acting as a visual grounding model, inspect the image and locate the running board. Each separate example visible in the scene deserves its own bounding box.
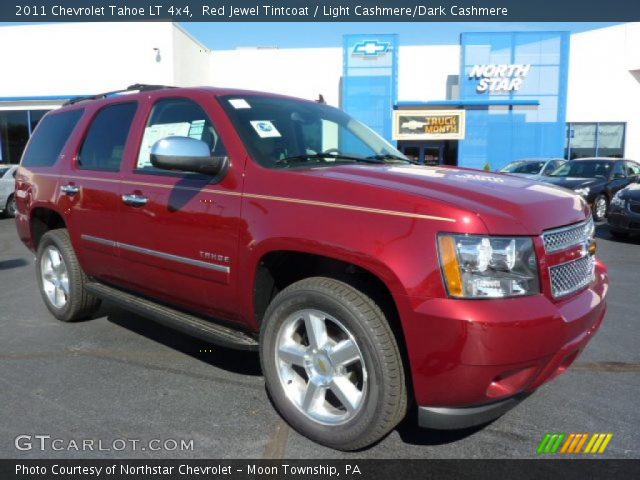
[86,282,258,351]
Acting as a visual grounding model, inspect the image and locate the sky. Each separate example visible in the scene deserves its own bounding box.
[181,22,620,50]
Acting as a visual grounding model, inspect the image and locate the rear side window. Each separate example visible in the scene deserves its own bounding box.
[21,109,84,167]
[78,102,137,171]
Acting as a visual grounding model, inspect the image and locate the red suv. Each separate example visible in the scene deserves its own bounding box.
[15,85,608,450]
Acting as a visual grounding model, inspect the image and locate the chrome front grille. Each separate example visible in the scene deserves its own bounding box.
[549,255,595,298]
[542,217,594,253]
[543,218,596,298]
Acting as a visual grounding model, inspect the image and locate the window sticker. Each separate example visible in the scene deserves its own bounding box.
[188,119,205,140]
[136,122,191,169]
[229,98,251,109]
[250,120,281,138]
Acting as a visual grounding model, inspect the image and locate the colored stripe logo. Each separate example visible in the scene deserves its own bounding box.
[537,433,613,454]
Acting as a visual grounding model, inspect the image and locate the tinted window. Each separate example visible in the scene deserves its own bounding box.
[612,162,625,178]
[21,109,84,167]
[0,166,9,177]
[500,161,544,174]
[136,98,225,172]
[626,162,640,176]
[550,161,613,179]
[78,103,137,171]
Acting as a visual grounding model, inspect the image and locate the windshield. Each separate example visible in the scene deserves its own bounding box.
[550,161,612,179]
[499,161,545,174]
[219,95,407,168]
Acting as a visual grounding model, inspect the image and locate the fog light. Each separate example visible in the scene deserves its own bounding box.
[486,366,538,399]
[549,350,580,381]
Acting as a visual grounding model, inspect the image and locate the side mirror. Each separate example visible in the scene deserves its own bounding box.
[150,136,228,176]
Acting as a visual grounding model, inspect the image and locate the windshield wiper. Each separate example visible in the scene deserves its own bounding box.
[366,154,418,165]
[275,153,384,166]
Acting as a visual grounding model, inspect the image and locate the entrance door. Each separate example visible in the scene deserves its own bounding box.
[398,142,444,166]
[422,145,443,166]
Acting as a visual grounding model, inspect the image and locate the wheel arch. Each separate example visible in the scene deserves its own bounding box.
[29,206,67,249]
[246,243,415,401]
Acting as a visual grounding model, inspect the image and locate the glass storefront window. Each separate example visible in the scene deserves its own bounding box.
[29,110,48,134]
[596,124,625,158]
[567,123,596,159]
[0,109,52,164]
[0,111,29,164]
[565,122,625,159]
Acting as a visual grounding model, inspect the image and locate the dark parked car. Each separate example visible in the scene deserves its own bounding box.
[498,158,566,179]
[543,158,640,221]
[608,182,640,238]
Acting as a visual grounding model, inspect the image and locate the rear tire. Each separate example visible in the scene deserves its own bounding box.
[260,277,407,451]
[36,229,101,322]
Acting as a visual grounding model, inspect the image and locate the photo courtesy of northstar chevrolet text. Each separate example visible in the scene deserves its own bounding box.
[0,0,639,477]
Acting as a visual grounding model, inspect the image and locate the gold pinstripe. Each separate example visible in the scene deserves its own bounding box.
[35,172,456,223]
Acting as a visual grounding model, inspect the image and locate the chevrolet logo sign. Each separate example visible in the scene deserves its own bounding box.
[353,40,390,57]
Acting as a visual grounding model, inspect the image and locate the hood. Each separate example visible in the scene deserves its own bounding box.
[542,177,605,190]
[294,164,589,235]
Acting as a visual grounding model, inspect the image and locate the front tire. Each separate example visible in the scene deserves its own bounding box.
[36,229,101,322]
[260,277,407,451]
[593,195,608,221]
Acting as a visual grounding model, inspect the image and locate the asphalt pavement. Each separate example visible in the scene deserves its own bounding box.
[0,217,638,459]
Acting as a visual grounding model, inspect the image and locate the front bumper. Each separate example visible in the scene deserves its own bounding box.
[398,261,608,429]
[418,394,529,429]
[608,204,640,233]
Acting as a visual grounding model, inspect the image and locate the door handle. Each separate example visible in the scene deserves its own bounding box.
[122,194,149,207]
[60,184,80,196]
[60,183,80,197]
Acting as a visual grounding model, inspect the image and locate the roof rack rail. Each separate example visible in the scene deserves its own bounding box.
[63,84,175,106]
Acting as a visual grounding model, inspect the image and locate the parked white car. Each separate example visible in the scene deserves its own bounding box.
[0,165,18,218]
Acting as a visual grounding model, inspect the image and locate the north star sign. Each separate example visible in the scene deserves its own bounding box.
[469,64,531,93]
[352,40,390,56]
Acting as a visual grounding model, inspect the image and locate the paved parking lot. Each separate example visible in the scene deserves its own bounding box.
[0,217,638,459]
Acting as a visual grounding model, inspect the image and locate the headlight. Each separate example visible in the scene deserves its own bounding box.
[610,191,625,208]
[574,187,590,197]
[437,234,540,298]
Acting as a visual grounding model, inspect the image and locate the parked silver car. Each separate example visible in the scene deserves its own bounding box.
[0,165,18,218]
[498,158,567,179]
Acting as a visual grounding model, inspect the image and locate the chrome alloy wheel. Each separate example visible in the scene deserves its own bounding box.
[40,245,70,309]
[275,309,368,425]
[595,197,607,220]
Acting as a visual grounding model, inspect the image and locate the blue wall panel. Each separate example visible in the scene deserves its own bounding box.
[458,32,570,170]
[342,34,398,142]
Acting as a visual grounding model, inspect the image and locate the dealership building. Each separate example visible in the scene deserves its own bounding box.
[0,22,639,169]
